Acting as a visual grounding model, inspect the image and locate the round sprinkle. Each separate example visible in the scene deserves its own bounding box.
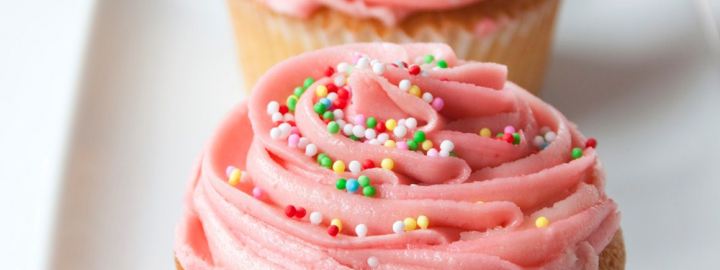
[309,211,323,225]
[284,205,296,217]
[408,85,422,97]
[332,160,346,174]
[252,187,263,199]
[269,127,281,139]
[327,225,339,237]
[228,168,242,186]
[403,217,417,231]
[335,178,347,190]
[427,148,438,157]
[331,218,343,232]
[384,140,396,148]
[362,159,375,169]
[313,103,327,114]
[408,65,421,75]
[327,121,340,134]
[295,207,306,218]
[334,75,346,87]
[320,156,332,168]
[413,131,426,143]
[346,178,360,193]
[544,131,557,142]
[392,220,405,234]
[226,166,237,178]
[533,135,545,147]
[364,129,377,140]
[421,140,434,151]
[437,59,448,68]
[585,137,597,148]
[407,140,418,151]
[417,215,429,229]
[367,256,379,268]
[322,110,334,121]
[293,86,305,97]
[512,133,521,145]
[504,125,516,134]
[393,125,407,138]
[380,158,394,170]
[315,85,328,97]
[398,80,411,91]
[535,216,550,228]
[288,134,300,148]
[303,77,315,89]
[362,186,376,197]
[372,62,385,75]
[354,114,365,125]
[305,144,318,156]
[479,128,492,137]
[385,119,397,131]
[342,124,353,136]
[348,160,362,174]
[431,97,444,111]
[439,149,450,157]
[358,175,371,187]
[355,224,368,237]
[571,147,583,159]
[422,92,434,103]
[271,112,283,123]
[423,54,435,64]
[366,117,378,129]
[279,105,289,115]
[317,153,328,162]
[266,101,280,115]
[503,133,514,144]
[356,57,370,69]
[286,96,298,111]
[351,125,364,138]
[405,117,418,129]
[440,140,455,152]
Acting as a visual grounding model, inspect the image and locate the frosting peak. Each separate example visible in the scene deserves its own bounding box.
[175,43,620,269]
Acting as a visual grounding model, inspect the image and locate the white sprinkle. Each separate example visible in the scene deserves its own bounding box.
[334,75,346,87]
[305,144,318,156]
[397,119,405,128]
[372,62,385,75]
[326,92,338,101]
[427,148,439,157]
[404,117,417,130]
[356,57,370,69]
[349,161,362,174]
[309,211,323,225]
[283,113,294,122]
[278,123,292,138]
[422,92,434,103]
[336,119,346,127]
[392,221,404,234]
[298,137,309,149]
[440,140,455,152]
[271,112,283,123]
[333,109,344,120]
[355,224,368,237]
[398,79,411,91]
[533,135,546,147]
[352,125,365,138]
[544,131,557,143]
[540,126,551,134]
[364,129,377,140]
[393,125,407,138]
[337,62,350,73]
[367,139,380,145]
[266,101,279,115]
[376,133,389,143]
[343,124,354,136]
[439,150,450,157]
[269,127,281,139]
[367,256,379,268]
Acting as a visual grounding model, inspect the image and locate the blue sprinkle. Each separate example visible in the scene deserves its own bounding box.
[320,98,332,108]
[346,179,359,193]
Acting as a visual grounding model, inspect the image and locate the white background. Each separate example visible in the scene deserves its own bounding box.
[1,0,718,269]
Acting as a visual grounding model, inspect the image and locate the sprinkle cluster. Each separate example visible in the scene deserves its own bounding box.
[479,125,524,145]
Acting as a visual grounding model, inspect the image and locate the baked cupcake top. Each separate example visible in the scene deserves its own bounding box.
[174,43,620,269]
[256,0,484,25]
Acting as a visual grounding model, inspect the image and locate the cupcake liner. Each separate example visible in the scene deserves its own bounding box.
[228,0,559,93]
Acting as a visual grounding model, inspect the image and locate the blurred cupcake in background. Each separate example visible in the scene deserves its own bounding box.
[228,0,560,94]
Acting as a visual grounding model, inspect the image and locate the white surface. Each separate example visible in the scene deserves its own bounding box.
[0,0,718,269]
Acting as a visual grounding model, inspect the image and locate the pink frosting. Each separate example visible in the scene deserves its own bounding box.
[256,0,485,26]
[174,43,620,269]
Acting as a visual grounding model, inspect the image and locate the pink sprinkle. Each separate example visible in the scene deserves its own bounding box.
[396,141,408,150]
[427,148,439,157]
[504,125,516,134]
[225,166,236,177]
[431,98,445,111]
[354,114,365,125]
[290,127,300,135]
[288,134,300,148]
[252,187,263,199]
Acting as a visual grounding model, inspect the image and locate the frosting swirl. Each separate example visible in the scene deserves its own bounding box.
[175,43,620,269]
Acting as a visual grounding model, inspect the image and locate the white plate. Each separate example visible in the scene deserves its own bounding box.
[50,0,720,269]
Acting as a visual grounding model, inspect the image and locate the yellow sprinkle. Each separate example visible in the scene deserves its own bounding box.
[384,140,396,148]
[416,215,429,229]
[408,85,422,97]
[228,169,242,186]
[421,140,434,151]
[385,119,397,131]
[535,216,549,228]
[479,128,492,137]
[331,218,343,232]
[315,85,328,97]
[332,160,346,174]
[403,217,417,231]
[380,158,394,170]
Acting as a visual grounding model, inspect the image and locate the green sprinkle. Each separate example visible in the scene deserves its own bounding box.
[437,60,448,69]
[349,135,360,141]
[327,121,340,134]
[413,131,426,143]
[320,156,332,168]
[496,132,505,139]
[358,175,370,187]
[512,133,521,145]
[293,86,305,97]
[335,178,347,190]
[363,186,376,197]
[313,102,327,114]
[407,140,418,151]
[323,111,334,121]
[423,54,435,64]
[303,77,315,89]
[287,96,298,111]
[317,153,328,163]
[571,147,583,159]
[366,117,377,129]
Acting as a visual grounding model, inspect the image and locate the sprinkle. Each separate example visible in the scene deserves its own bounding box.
[398,80,411,91]
[324,66,335,76]
[439,149,450,157]
[328,225,339,237]
[404,117,418,129]
[337,62,350,73]
[367,257,379,268]
[355,57,370,69]
[331,218,343,232]
[305,144,318,156]
[376,133,389,143]
[363,186,376,197]
[348,160,362,174]
[535,216,550,228]
[266,101,280,115]
[322,111,334,121]
[408,85,422,97]
[303,77,315,89]
[408,65,421,75]
[309,211,323,225]
[512,133,521,145]
[406,140,418,151]
[357,175,371,187]
[423,54,435,64]
[319,98,331,109]
[295,207,306,218]
[332,98,347,109]
[385,119,397,131]
[417,215,429,229]
[364,129,377,140]
[319,156,332,168]
[362,159,375,169]
[334,75,346,87]
[226,166,237,178]
[317,153,328,162]
[392,220,405,234]
[285,205,296,217]
[366,117,378,129]
[504,125,516,134]
[288,134,300,148]
[332,160,346,174]
[437,59,448,68]
[396,141,408,150]
[327,121,340,134]
[355,224,368,237]
[380,158,394,170]
[269,127,281,139]
[278,123,292,137]
[354,114,366,125]
[585,137,597,148]
[252,187,263,199]
[293,87,305,97]
[342,124,353,136]
[335,178,347,190]
[533,135,545,147]
[279,105,289,115]
[393,125,407,138]
[313,102,327,114]
[413,130,426,143]
[540,126,551,134]
[571,147,583,159]
[502,133,514,143]
[440,140,455,152]
[421,140,433,151]
[544,131,557,143]
[333,109,344,120]
[228,168,242,186]
[336,87,349,99]
[346,178,360,193]
[427,148,438,157]
[422,92,434,103]
[384,140,396,148]
[271,112,282,123]
[372,62,385,75]
[403,217,417,231]
[352,125,365,138]
[284,113,295,122]
[431,97,444,111]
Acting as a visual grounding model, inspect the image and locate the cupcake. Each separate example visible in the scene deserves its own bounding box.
[228,0,560,94]
[174,43,624,269]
